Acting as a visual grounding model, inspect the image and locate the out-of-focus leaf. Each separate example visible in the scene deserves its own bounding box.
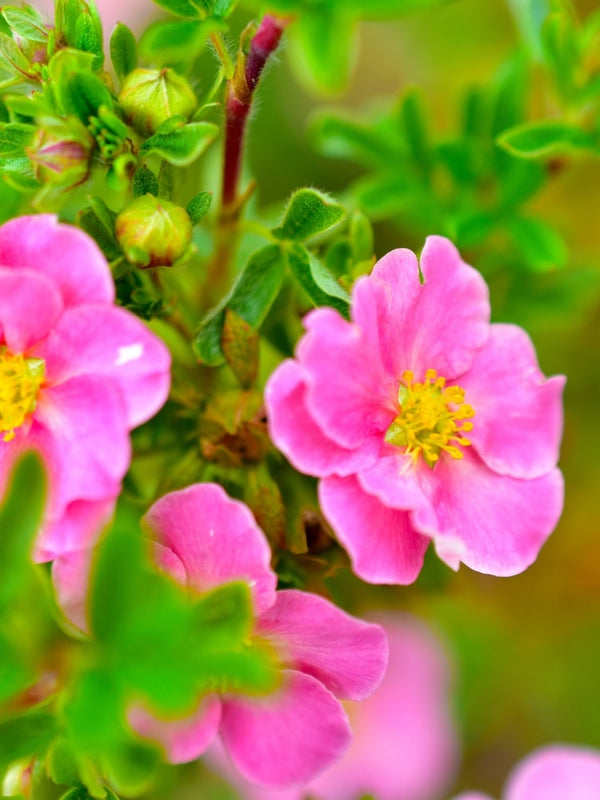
[291,8,356,94]
[186,190,212,222]
[398,87,432,177]
[349,209,374,263]
[140,18,225,66]
[140,120,219,166]
[285,242,350,317]
[311,112,397,166]
[222,308,260,387]
[78,200,122,262]
[194,245,287,365]
[1,6,48,42]
[0,710,56,769]
[498,120,595,158]
[508,214,568,271]
[110,23,137,82]
[150,0,203,17]
[273,188,345,241]
[59,71,113,121]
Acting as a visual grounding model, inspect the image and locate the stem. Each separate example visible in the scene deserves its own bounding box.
[210,32,235,80]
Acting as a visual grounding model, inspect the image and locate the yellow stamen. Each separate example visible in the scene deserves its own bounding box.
[385,368,475,468]
[0,346,45,442]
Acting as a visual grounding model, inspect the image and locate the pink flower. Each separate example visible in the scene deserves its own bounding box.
[0,215,170,561]
[206,613,459,800]
[265,237,565,583]
[452,744,600,800]
[53,483,388,790]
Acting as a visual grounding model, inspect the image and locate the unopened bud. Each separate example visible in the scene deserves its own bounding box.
[27,119,95,189]
[118,68,197,136]
[115,194,193,268]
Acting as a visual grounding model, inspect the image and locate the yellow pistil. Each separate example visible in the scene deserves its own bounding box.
[0,346,45,442]
[385,368,475,468]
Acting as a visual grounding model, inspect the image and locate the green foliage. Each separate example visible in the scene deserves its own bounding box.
[151,0,238,20]
[140,119,219,166]
[194,244,287,365]
[273,188,345,241]
[285,243,351,317]
[498,120,596,158]
[0,710,57,770]
[110,24,138,83]
[55,0,104,70]
[187,190,213,222]
[1,6,48,43]
[140,19,225,67]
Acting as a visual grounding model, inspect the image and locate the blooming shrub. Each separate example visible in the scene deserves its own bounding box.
[0,215,170,561]
[266,237,565,583]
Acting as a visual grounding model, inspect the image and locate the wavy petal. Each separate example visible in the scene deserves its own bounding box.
[460,324,565,479]
[0,215,114,308]
[319,475,429,584]
[143,484,277,614]
[256,590,388,700]
[220,669,351,789]
[35,498,115,562]
[265,359,379,478]
[0,267,63,352]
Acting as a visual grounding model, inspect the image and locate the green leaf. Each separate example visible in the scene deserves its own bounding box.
[508,214,568,271]
[78,202,122,261]
[350,209,374,263]
[291,9,357,94]
[344,0,452,16]
[150,0,203,18]
[286,243,351,317]
[110,23,137,82]
[0,31,29,75]
[140,19,225,66]
[74,6,104,70]
[140,120,218,166]
[311,112,395,167]
[273,188,345,241]
[132,165,159,198]
[1,6,48,42]
[221,307,259,387]
[0,452,46,609]
[398,87,432,177]
[0,710,56,770]
[498,120,595,158]
[59,71,113,121]
[186,190,212,222]
[194,245,286,365]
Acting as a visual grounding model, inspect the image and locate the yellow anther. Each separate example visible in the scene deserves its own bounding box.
[385,368,475,468]
[0,346,45,442]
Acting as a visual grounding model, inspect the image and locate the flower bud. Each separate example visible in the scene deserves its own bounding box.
[115,194,193,268]
[118,68,197,136]
[27,119,95,190]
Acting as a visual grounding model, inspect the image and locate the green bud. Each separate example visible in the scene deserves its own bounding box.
[118,68,197,136]
[115,194,193,268]
[27,118,95,189]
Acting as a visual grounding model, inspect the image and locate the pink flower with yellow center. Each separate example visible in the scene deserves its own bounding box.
[0,215,171,561]
[452,744,600,800]
[266,237,565,583]
[52,483,388,790]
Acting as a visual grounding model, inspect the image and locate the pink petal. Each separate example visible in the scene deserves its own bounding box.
[504,745,600,800]
[319,475,429,584]
[352,236,489,380]
[34,305,171,428]
[142,484,277,615]
[35,498,115,562]
[265,359,379,478]
[220,669,351,789]
[256,590,388,700]
[413,451,564,576]
[357,453,431,511]
[128,695,222,764]
[35,376,130,510]
[298,307,395,449]
[0,267,63,352]
[451,795,494,800]
[460,324,565,479]
[52,547,95,632]
[0,215,114,308]
[308,614,460,800]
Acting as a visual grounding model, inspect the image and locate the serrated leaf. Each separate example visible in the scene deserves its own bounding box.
[1,6,48,42]
[0,710,56,770]
[222,307,259,387]
[194,244,286,365]
[286,243,350,316]
[110,23,137,82]
[132,165,159,198]
[140,120,218,166]
[498,120,595,158]
[273,188,345,241]
[186,190,212,222]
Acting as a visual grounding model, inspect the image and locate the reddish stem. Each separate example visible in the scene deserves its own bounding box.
[221,14,287,215]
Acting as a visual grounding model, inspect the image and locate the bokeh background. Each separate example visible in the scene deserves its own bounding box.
[25,0,600,796]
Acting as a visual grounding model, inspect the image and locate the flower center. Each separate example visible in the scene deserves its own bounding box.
[0,346,45,442]
[385,369,475,468]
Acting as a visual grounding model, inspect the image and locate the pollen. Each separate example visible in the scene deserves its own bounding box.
[385,368,475,468]
[0,346,45,442]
